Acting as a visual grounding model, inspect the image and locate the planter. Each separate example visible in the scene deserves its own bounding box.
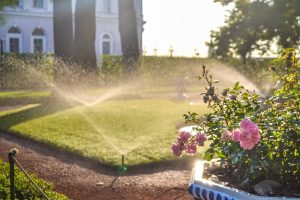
[188,160,300,200]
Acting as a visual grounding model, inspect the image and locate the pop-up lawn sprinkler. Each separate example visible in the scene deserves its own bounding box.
[118,154,127,175]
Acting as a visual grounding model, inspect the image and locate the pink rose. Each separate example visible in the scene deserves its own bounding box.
[171,143,182,157]
[221,130,231,142]
[236,118,261,150]
[195,132,207,146]
[231,129,241,142]
[186,143,197,154]
[177,131,191,143]
[240,140,256,150]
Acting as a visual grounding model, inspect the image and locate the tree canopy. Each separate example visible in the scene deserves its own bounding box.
[0,0,17,10]
[209,0,300,59]
[0,0,18,24]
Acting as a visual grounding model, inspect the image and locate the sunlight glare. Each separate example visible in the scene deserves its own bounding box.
[143,0,232,57]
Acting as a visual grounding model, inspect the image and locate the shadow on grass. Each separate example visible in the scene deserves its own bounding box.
[0,96,78,130]
[0,94,49,107]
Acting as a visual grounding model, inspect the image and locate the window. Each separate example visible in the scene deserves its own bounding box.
[8,27,20,34]
[9,38,20,53]
[33,39,43,53]
[102,34,112,55]
[7,27,22,53]
[31,28,46,53]
[33,28,44,36]
[0,40,4,53]
[102,41,110,54]
[33,0,44,8]
[103,0,111,14]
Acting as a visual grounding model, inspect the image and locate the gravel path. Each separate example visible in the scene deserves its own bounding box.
[0,132,194,200]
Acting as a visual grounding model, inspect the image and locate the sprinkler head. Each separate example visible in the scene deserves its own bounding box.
[118,165,127,175]
[122,154,125,165]
[118,154,127,175]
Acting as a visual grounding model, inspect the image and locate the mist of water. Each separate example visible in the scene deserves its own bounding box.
[1,57,133,155]
[208,61,261,93]
[1,55,268,157]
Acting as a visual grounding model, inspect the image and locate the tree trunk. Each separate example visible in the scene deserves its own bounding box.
[53,0,73,59]
[74,0,97,68]
[53,0,74,90]
[118,0,140,74]
[74,0,98,86]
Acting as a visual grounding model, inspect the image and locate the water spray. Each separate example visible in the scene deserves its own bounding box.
[118,154,127,175]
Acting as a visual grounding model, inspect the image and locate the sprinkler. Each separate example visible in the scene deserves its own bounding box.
[118,154,127,175]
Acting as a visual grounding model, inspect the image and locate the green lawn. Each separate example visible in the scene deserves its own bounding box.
[0,91,49,98]
[0,55,269,170]
[0,55,258,167]
[0,90,50,106]
[0,99,208,166]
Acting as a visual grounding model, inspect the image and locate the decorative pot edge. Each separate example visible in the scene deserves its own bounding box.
[188,160,300,200]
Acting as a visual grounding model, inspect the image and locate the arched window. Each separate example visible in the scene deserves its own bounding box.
[31,28,46,53]
[103,0,111,14]
[7,26,22,53]
[32,28,44,36]
[103,34,110,40]
[102,34,112,55]
[8,27,20,34]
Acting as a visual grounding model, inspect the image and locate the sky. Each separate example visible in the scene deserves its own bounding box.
[142,0,231,57]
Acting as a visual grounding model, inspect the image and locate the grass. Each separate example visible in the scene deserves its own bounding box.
[0,90,50,106]
[0,99,208,167]
[0,56,270,167]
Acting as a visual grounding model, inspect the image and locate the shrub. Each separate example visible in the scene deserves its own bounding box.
[0,159,68,199]
[172,48,300,187]
[0,54,53,90]
[99,55,123,85]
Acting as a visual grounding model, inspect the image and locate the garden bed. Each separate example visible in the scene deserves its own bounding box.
[189,160,300,200]
[203,160,300,198]
[173,49,300,200]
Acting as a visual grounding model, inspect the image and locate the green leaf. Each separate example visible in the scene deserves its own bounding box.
[216,150,226,158]
[204,148,215,161]
[233,82,240,90]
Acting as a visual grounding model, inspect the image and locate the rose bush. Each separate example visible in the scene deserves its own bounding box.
[172,48,300,188]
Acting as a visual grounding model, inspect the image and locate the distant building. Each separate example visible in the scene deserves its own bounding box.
[0,0,143,58]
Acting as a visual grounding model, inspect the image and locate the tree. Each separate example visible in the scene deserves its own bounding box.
[0,0,17,8]
[53,0,98,87]
[118,0,140,74]
[53,0,73,59]
[0,0,18,24]
[52,0,74,89]
[74,0,97,72]
[210,0,300,59]
[73,0,98,85]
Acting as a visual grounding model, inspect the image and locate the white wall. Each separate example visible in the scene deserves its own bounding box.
[1,0,143,57]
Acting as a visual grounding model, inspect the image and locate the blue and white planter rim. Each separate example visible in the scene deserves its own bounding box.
[188,160,300,200]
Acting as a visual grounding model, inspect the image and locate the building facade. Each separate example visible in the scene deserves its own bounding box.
[0,0,143,58]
